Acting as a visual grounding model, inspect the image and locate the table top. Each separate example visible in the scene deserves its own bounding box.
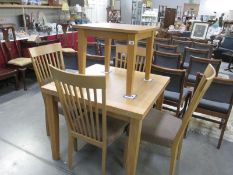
[41,64,169,119]
[74,23,156,34]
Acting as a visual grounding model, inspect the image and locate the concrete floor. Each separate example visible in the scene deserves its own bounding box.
[0,59,233,175]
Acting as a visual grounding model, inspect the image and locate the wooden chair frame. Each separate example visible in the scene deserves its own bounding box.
[192,41,214,58]
[0,26,32,90]
[29,43,65,135]
[151,65,192,118]
[153,51,182,69]
[183,47,210,68]
[172,39,193,54]
[193,75,233,149]
[49,65,108,175]
[154,37,171,45]
[186,56,221,87]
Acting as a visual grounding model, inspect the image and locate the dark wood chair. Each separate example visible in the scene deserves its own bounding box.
[171,36,190,41]
[193,75,233,149]
[185,56,221,87]
[153,51,181,69]
[183,47,210,69]
[192,41,214,58]
[0,67,19,90]
[151,65,192,118]
[139,64,216,175]
[56,23,77,54]
[0,26,32,90]
[172,39,192,55]
[155,43,178,53]
[154,37,171,45]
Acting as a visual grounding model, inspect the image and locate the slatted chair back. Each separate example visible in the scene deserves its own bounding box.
[155,43,178,53]
[29,43,65,86]
[174,64,216,145]
[172,39,192,54]
[192,42,214,58]
[183,47,210,68]
[154,37,170,45]
[50,65,107,148]
[153,51,181,69]
[115,45,147,72]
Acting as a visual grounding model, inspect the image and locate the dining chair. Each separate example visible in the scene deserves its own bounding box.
[140,64,216,175]
[193,74,233,149]
[56,23,77,54]
[0,26,32,90]
[153,51,181,69]
[182,47,210,69]
[192,42,214,58]
[154,37,171,45]
[186,56,221,87]
[172,39,192,55]
[114,45,147,72]
[49,65,127,175]
[29,43,65,136]
[155,43,178,53]
[151,65,192,118]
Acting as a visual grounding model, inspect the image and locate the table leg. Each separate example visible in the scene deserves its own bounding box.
[145,31,155,80]
[104,38,112,73]
[126,118,142,175]
[78,29,87,74]
[156,91,164,110]
[126,35,138,97]
[45,94,60,160]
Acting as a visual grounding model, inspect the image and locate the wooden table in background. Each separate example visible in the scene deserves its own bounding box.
[73,23,157,97]
[41,64,169,175]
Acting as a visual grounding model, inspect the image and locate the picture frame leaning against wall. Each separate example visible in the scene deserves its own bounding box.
[191,22,209,40]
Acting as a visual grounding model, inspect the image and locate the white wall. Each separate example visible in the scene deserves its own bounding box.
[152,0,233,18]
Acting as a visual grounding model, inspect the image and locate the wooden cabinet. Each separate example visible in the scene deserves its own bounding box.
[164,8,176,28]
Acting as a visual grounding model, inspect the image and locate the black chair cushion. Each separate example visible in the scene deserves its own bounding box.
[164,88,191,102]
[198,99,230,114]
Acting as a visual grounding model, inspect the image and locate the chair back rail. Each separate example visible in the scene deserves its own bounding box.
[155,43,178,53]
[50,65,107,147]
[192,42,214,58]
[174,64,216,146]
[172,39,192,54]
[153,51,181,69]
[154,37,171,45]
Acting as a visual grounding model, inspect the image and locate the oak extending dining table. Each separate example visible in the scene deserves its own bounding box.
[73,23,158,97]
[41,64,169,175]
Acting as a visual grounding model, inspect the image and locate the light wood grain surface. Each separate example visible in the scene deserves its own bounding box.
[42,64,170,119]
[74,23,157,34]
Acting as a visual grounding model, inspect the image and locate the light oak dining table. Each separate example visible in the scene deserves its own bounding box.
[73,23,159,97]
[41,64,169,175]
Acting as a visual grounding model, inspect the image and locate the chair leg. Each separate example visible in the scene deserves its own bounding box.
[14,74,19,90]
[177,140,183,160]
[123,138,128,168]
[19,68,27,91]
[101,146,107,175]
[45,110,50,136]
[68,135,74,170]
[217,120,227,149]
[73,138,78,152]
[170,146,178,175]
[219,118,224,129]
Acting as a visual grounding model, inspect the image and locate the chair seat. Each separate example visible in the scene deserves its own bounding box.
[188,74,196,83]
[8,57,32,67]
[164,88,191,102]
[198,99,230,114]
[183,62,189,69]
[106,117,128,145]
[141,108,182,147]
[62,48,77,53]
